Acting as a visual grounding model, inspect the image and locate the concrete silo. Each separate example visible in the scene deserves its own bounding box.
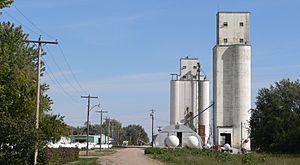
[170,57,210,144]
[213,12,251,150]
[198,80,210,144]
[170,57,198,129]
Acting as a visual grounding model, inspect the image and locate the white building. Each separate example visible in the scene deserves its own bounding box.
[70,134,109,144]
[213,12,251,150]
[170,57,210,144]
[154,124,202,148]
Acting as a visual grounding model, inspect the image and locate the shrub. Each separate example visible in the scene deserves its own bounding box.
[38,147,79,165]
[145,148,300,165]
[144,148,165,155]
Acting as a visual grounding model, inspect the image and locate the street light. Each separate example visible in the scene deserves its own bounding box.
[150,109,155,147]
[85,103,100,156]
[95,109,108,151]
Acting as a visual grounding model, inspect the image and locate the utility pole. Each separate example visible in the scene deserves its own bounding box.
[150,109,155,147]
[104,117,107,144]
[108,117,111,148]
[81,95,98,156]
[111,121,114,146]
[23,36,58,165]
[96,109,108,151]
[104,117,110,145]
[118,125,120,145]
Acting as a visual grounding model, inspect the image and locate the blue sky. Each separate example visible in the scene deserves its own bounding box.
[1,0,300,137]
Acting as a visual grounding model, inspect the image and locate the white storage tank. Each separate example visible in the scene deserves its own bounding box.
[154,124,202,149]
[165,135,180,147]
[186,136,199,148]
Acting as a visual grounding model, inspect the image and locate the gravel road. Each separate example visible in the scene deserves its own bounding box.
[96,148,163,165]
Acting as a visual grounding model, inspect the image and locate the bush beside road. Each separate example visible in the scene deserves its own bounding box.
[145,148,300,165]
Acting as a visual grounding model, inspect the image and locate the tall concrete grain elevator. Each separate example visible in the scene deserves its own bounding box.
[170,57,210,144]
[213,12,251,150]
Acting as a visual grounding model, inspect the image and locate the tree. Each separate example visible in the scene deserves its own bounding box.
[121,124,149,145]
[102,119,122,144]
[71,126,85,135]
[250,79,300,153]
[70,121,149,145]
[0,0,13,10]
[0,113,37,164]
[72,120,124,144]
[0,22,39,164]
[0,22,71,164]
[40,114,72,142]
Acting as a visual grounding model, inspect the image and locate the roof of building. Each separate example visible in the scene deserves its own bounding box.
[180,56,198,60]
[159,124,197,133]
[217,11,251,15]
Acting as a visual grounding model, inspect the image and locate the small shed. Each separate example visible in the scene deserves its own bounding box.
[154,124,202,148]
[70,134,109,144]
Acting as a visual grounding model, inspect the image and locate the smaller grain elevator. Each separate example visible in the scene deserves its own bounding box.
[170,57,210,144]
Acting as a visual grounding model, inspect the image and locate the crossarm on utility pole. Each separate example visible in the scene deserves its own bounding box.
[23,40,58,45]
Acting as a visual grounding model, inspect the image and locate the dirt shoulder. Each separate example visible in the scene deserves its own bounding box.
[96,148,163,165]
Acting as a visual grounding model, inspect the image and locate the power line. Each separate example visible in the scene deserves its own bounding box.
[12,4,56,40]
[155,118,169,123]
[7,5,88,94]
[44,46,84,94]
[121,117,150,124]
[57,44,89,94]
[44,70,83,106]
[43,59,83,106]
[110,110,151,116]
[2,10,39,35]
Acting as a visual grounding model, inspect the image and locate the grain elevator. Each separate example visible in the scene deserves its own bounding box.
[170,57,210,144]
[168,12,252,150]
[213,12,251,150]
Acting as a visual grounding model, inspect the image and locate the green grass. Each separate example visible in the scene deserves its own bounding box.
[66,158,98,165]
[145,148,300,165]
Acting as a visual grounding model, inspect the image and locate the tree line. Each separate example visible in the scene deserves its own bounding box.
[71,120,149,145]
